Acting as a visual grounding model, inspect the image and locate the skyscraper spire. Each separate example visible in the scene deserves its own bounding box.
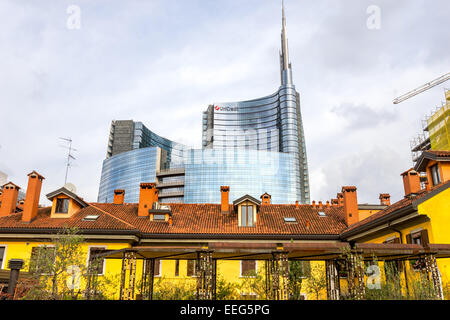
[280,0,292,85]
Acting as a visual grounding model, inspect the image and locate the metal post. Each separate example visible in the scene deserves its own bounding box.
[424,254,444,300]
[196,251,214,300]
[326,260,340,300]
[141,259,155,300]
[270,252,289,300]
[7,259,24,299]
[119,251,137,300]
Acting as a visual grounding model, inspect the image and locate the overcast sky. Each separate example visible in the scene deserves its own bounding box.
[0,0,449,206]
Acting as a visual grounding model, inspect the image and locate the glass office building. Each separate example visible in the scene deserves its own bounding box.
[97,4,310,204]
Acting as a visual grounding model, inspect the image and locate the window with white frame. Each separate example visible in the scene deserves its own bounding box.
[87,247,107,275]
[241,205,255,227]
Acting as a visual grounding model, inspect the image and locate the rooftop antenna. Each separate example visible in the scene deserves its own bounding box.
[59,137,77,184]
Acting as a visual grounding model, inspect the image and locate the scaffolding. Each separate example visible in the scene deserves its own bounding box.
[410,89,450,164]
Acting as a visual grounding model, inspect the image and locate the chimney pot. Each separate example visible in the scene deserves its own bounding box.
[318,201,323,209]
[326,200,330,208]
[342,186,359,226]
[295,200,299,208]
[379,193,391,206]
[312,200,316,209]
[113,189,125,205]
[0,182,21,217]
[22,171,45,223]
[220,186,230,213]
[138,183,157,217]
[401,169,421,197]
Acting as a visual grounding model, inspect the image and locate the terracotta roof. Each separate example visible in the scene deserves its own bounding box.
[0,202,348,238]
[342,180,450,237]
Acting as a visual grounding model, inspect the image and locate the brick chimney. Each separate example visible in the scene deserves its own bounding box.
[113,189,125,205]
[138,183,157,217]
[331,199,338,207]
[22,171,45,223]
[260,193,271,205]
[337,193,344,206]
[0,182,20,217]
[221,186,230,213]
[401,168,421,197]
[342,186,359,226]
[379,193,391,206]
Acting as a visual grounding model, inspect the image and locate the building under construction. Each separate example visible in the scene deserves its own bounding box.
[410,89,450,164]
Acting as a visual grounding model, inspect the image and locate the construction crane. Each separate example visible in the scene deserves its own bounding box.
[393,72,450,104]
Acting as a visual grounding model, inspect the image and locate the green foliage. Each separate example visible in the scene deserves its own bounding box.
[151,277,196,300]
[304,264,327,300]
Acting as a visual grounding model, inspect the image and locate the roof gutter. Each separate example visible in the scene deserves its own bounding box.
[140,233,341,241]
[340,204,416,240]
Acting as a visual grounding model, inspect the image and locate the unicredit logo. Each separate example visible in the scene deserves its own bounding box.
[214,105,239,112]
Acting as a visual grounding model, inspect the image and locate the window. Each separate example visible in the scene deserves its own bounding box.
[55,198,69,213]
[318,211,326,217]
[153,214,166,221]
[187,260,196,277]
[430,164,441,186]
[240,260,257,277]
[87,247,106,275]
[284,217,297,223]
[241,205,254,227]
[407,230,429,270]
[29,246,56,274]
[0,246,6,269]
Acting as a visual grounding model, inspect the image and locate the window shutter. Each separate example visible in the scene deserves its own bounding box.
[406,234,412,244]
[241,260,256,276]
[154,259,160,276]
[421,230,430,246]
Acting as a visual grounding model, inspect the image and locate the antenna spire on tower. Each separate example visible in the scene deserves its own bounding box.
[280,0,292,84]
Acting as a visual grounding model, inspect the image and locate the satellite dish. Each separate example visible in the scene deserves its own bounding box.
[64,183,77,193]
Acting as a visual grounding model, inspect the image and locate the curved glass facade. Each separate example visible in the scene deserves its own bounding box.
[183,149,299,204]
[98,147,159,203]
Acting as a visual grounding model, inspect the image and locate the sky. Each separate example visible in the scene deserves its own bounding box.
[0,0,449,206]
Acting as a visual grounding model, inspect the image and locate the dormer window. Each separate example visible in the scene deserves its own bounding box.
[55,198,69,213]
[241,205,254,227]
[153,214,166,221]
[233,195,261,227]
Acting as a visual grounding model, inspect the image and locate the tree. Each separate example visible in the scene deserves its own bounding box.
[305,264,327,300]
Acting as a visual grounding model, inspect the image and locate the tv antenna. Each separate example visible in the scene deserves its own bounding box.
[59,137,77,184]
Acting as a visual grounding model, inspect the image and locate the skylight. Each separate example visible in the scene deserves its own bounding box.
[284,217,297,223]
[318,212,326,217]
[83,215,99,221]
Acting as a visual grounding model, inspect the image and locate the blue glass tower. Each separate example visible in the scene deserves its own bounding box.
[97,3,310,204]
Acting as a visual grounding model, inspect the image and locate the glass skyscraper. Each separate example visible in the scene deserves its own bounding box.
[98,3,310,204]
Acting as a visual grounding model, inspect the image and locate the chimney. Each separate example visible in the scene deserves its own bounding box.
[168,216,173,226]
[342,186,359,226]
[260,193,271,205]
[401,169,421,197]
[295,200,299,208]
[312,200,316,208]
[22,171,45,223]
[221,186,230,213]
[337,193,344,206]
[0,182,20,217]
[326,200,330,208]
[379,193,391,206]
[138,183,157,217]
[318,201,323,209]
[331,199,338,207]
[113,189,125,205]
[17,200,25,211]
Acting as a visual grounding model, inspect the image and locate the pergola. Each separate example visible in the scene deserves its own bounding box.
[91,242,450,300]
